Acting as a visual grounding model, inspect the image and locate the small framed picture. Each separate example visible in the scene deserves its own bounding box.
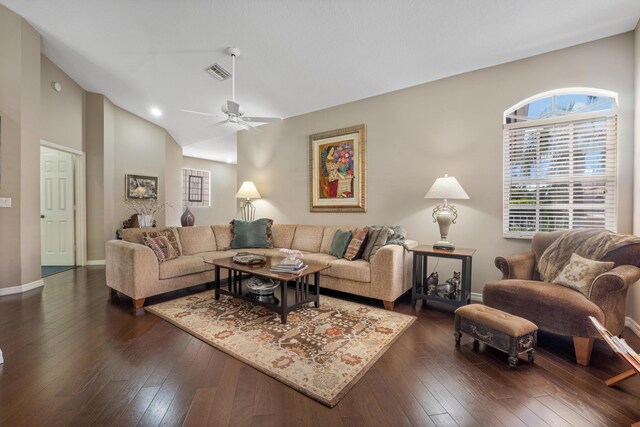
[126,174,158,199]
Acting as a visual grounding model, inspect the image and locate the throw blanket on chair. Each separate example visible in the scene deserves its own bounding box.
[538,229,640,282]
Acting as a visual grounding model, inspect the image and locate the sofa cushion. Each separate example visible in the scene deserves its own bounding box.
[272,224,297,249]
[302,253,337,266]
[212,225,233,250]
[291,225,325,252]
[230,219,274,249]
[326,259,370,283]
[320,226,357,254]
[344,228,368,261]
[329,229,352,258]
[121,226,172,245]
[177,226,217,255]
[143,235,178,263]
[553,253,614,297]
[483,279,605,338]
[159,255,206,279]
[142,228,182,255]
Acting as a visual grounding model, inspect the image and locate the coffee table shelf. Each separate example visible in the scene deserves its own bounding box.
[205,256,330,324]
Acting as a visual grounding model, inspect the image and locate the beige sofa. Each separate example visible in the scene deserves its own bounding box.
[106,224,417,310]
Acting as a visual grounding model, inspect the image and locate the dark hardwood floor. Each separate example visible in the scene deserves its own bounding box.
[1,266,639,426]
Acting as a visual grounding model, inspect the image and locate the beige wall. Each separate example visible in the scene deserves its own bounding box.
[40,55,84,151]
[631,21,640,325]
[84,92,106,261]
[0,5,41,289]
[238,33,636,305]
[165,134,183,226]
[182,156,237,225]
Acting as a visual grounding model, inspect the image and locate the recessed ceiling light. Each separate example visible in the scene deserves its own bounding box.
[227,158,233,164]
[150,107,162,117]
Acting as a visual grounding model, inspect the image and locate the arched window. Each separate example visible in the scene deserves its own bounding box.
[503,89,617,238]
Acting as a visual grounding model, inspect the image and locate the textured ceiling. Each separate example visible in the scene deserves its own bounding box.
[2,0,640,163]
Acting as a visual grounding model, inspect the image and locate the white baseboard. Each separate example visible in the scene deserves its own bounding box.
[0,348,3,364]
[86,260,105,266]
[470,292,483,303]
[0,279,44,296]
[625,317,640,338]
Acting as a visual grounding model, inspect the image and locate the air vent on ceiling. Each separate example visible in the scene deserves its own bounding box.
[205,63,231,81]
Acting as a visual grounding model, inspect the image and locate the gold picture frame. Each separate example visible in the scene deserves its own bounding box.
[309,124,366,212]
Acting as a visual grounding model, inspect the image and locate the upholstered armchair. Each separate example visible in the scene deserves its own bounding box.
[483,231,640,366]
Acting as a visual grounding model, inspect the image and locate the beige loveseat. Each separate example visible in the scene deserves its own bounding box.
[106,224,417,311]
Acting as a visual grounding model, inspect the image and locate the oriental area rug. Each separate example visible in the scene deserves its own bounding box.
[146,290,415,407]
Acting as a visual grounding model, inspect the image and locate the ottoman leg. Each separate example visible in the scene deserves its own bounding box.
[508,356,519,368]
[454,331,462,345]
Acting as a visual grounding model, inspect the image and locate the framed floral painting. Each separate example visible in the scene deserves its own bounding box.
[309,124,366,212]
[126,174,158,199]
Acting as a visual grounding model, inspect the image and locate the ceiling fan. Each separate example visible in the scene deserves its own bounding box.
[180,47,281,133]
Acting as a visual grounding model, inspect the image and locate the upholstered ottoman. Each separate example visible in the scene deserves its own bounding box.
[454,305,538,367]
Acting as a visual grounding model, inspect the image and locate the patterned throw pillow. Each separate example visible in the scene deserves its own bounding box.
[552,253,614,297]
[143,235,178,262]
[142,228,181,256]
[361,227,393,262]
[344,228,369,261]
[230,218,274,249]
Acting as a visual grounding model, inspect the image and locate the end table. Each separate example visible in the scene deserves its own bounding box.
[410,245,476,309]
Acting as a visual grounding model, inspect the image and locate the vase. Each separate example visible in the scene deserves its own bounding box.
[138,214,154,227]
[181,206,195,227]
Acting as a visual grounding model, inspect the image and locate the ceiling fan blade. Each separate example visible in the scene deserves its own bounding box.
[242,116,282,123]
[179,108,219,117]
[238,119,260,133]
[226,100,241,116]
[206,119,230,128]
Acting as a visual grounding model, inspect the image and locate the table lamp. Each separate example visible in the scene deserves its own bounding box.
[424,174,469,250]
[235,181,261,221]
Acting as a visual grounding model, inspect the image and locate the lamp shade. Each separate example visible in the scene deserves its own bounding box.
[424,174,469,200]
[235,181,261,199]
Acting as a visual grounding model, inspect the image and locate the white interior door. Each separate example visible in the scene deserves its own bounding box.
[41,146,75,266]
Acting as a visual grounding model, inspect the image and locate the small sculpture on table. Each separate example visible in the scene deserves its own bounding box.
[445,271,461,294]
[426,271,439,294]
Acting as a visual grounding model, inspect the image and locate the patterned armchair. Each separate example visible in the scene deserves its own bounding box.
[483,231,640,366]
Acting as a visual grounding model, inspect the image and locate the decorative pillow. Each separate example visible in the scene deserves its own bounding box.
[143,235,178,263]
[230,218,274,249]
[141,228,181,255]
[361,227,393,262]
[329,229,352,258]
[344,228,368,261]
[552,253,614,297]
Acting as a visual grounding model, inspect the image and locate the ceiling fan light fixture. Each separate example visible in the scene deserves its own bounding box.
[205,63,231,81]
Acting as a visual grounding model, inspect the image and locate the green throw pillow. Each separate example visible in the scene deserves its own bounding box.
[329,229,352,258]
[230,218,274,249]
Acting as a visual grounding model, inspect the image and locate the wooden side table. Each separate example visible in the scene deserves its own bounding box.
[410,245,476,309]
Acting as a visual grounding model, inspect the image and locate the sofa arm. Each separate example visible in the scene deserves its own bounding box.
[106,240,159,300]
[494,252,536,280]
[370,242,414,302]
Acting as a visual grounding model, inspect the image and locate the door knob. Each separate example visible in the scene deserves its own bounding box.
[40,215,45,219]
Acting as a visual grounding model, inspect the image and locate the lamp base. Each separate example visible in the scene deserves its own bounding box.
[433,241,455,251]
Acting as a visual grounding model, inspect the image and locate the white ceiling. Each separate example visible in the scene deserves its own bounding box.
[3,1,640,164]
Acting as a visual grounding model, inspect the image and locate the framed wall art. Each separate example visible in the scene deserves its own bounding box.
[188,175,203,202]
[309,124,366,212]
[126,174,158,199]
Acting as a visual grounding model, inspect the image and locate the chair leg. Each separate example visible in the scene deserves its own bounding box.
[573,336,594,366]
[382,300,395,311]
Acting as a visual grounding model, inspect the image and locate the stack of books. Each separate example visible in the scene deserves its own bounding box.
[270,258,307,274]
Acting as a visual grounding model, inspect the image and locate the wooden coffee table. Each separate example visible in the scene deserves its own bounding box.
[204,256,330,324]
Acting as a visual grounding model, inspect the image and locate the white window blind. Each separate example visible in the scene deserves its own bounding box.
[503,112,617,238]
